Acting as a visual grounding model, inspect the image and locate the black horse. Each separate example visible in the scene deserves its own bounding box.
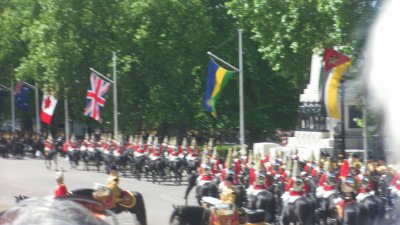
[44,149,58,170]
[185,173,219,205]
[70,188,147,225]
[169,205,210,225]
[68,149,80,169]
[358,194,384,225]
[317,191,340,225]
[341,201,366,225]
[133,154,147,180]
[148,158,167,184]
[185,157,201,175]
[169,157,184,185]
[281,197,314,225]
[246,190,276,223]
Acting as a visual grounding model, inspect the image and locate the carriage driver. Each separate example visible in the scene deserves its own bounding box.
[54,171,68,198]
[106,165,123,207]
[220,175,236,207]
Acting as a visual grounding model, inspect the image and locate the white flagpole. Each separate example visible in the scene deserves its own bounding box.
[238,29,245,155]
[35,82,40,133]
[113,52,118,136]
[64,97,70,142]
[207,29,245,155]
[363,98,368,167]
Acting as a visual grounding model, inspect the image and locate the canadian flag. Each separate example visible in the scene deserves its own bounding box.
[41,93,58,124]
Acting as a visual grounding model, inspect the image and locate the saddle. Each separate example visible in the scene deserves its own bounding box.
[93,186,136,209]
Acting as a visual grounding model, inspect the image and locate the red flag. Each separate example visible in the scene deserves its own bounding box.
[323,48,351,72]
[41,93,58,124]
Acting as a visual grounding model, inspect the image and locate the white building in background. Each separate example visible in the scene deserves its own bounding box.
[254,54,365,161]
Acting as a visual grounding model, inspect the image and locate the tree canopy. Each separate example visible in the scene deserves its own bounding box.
[0,0,380,143]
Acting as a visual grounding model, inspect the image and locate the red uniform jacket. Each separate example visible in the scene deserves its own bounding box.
[54,184,67,197]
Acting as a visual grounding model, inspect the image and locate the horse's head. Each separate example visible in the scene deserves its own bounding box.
[169,205,183,225]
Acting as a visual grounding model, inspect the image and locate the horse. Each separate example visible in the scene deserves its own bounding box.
[70,188,147,225]
[376,173,394,209]
[169,157,185,185]
[281,196,314,225]
[184,173,219,205]
[68,149,80,169]
[147,157,167,184]
[185,156,201,175]
[317,191,341,225]
[80,149,91,171]
[44,149,58,170]
[246,190,276,223]
[340,201,367,225]
[358,194,384,225]
[169,205,210,225]
[133,154,147,180]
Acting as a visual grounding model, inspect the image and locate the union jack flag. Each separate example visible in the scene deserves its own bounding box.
[84,71,111,122]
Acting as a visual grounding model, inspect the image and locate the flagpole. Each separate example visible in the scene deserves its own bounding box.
[35,82,40,133]
[113,52,118,136]
[238,29,245,155]
[363,97,368,167]
[65,97,70,142]
[207,29,245,155]
[11,80,15,132]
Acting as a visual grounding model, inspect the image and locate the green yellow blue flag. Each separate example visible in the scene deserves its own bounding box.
[203,60,233,116]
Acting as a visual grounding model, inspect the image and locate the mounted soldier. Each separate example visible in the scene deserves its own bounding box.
[219,149,237,191]
[81,133,90,150]
[44,133,55,156]
[186,138,201,174]
[280,158,313,225]
[247,154,272,195]
[246,154,276,224]
[149,137,162,161]
[210,147,223,176]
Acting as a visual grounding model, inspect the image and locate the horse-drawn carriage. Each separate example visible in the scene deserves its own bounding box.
[11,184,147,225]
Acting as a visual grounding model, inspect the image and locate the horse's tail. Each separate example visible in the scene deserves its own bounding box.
[131,191,147,225]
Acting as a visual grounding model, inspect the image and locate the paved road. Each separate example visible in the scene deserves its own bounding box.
[0,157,197,225]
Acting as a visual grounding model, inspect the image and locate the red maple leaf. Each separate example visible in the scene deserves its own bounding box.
[44,97,51,109]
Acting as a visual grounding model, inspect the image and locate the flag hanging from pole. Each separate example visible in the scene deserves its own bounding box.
[41,93,58,124]
[84,71,111,122]
[321,48,351,119]
[14,82,30,111]
[203,60,233,116]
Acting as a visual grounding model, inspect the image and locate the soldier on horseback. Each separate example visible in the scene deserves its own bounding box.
[105,165,124,208]
[149,140,162,161]
[44,133,55,156]
[247,154,272,196]
[210,147,223,176]
[219,149,239,191]
[335,159,358,220]
[197,154,214,186]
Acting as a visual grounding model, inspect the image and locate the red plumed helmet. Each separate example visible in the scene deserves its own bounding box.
[340,159,349,178]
